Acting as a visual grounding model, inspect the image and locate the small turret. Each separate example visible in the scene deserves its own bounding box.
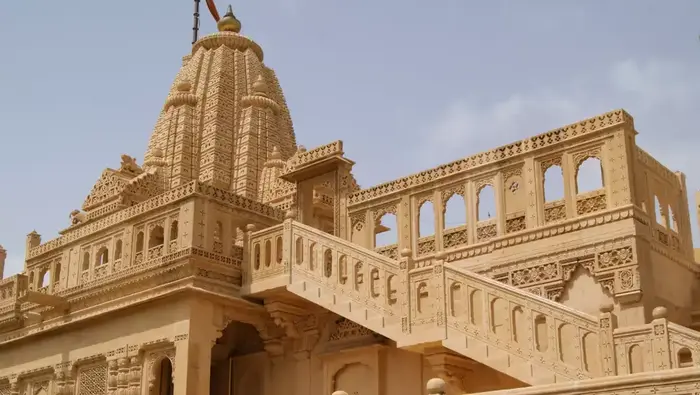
[26,231,41,255]
[0,244,6,280]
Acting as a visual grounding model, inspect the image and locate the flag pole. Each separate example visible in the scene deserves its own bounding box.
[192,0,201,44]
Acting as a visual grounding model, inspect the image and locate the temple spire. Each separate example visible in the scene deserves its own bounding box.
[217,5,241,33]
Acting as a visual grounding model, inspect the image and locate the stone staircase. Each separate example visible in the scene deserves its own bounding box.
[248,220,700,386]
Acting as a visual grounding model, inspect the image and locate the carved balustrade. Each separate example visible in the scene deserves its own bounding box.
[287,221,403,319]
[0,275,26,330]
[342,109,696,269]
[635,148,692,257]
[248,224,286,283]
[469,368,700,395]
[248,219,700,379]
[441,265,603,379]
[0,275,24,309]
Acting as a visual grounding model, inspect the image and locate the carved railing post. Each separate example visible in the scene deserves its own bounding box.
[433,252,447,332]
[598,303,617,376]
[399,248,413,335]
[284,210,297,273]
[650,306,672,370]
[243,224,257,283]
[426,378,446,395]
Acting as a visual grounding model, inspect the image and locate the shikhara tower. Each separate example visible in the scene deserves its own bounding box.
[145,7,296,198]
[3,5,700,395]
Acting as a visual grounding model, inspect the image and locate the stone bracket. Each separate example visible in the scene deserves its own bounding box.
[19,291,69,311]
[424,346,478,394]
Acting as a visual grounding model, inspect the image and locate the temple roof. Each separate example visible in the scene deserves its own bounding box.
[141,8,297,198]
[76,6,299,220]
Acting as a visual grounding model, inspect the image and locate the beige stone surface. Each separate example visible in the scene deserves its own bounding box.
[2,6,700,395]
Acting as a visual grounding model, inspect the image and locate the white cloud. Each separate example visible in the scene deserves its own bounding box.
[423,58,700,243]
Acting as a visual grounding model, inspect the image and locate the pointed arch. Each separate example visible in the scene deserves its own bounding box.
[418,199,435,237]
[477,184,496,221]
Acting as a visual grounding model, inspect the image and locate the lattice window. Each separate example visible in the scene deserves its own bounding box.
[78,363,108,395]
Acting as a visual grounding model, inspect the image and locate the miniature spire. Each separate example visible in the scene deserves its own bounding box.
[252,75,268,96]
[0,244,5,280]
[270,146,282,160]
[217,5,241,33]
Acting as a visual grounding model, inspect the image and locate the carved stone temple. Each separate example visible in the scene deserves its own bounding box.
[3,8,700,395]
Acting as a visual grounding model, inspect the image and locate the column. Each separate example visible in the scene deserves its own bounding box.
[174,300,219,395]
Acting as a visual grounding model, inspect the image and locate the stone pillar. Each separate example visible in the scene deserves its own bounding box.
[173,300,220,395]
[494,171,506,236]
[397,195,412,251]
[296,180,315,226]
[336,165,354,240]
[522,156,539,228]
[465,181,477,244]
[562,153,577,219]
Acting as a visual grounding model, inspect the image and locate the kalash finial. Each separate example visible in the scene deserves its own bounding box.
[217,5,241,33]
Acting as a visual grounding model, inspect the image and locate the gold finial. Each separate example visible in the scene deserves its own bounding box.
[217,5,241,33]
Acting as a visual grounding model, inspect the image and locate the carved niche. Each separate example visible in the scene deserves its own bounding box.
[490,240,639,302]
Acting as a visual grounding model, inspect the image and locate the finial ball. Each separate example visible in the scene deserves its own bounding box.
[217,5,242,33]
[400,248,412,258]
[332,392,348,395]
[652,306,668,320]
[426,378,446,395]
[246,224,257,232]
[285,209,297,220]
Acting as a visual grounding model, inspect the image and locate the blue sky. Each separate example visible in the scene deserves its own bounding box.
[0,1,699,276]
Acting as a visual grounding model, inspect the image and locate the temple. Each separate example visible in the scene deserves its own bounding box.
[2,6,700,395]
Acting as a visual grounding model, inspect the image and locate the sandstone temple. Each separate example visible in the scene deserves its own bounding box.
[2,6,700,395]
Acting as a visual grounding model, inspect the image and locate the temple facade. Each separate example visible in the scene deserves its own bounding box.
[2,7,700,395]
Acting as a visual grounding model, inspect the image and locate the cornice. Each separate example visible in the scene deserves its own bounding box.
[0,248,246,346]
[27,181,283,261]
[192,32,264,61]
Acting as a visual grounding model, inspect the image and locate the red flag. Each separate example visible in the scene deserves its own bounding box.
[206,0,221,22]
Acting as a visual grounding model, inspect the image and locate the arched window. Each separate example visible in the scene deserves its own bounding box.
[82,252,91,271]
[156,358,174,395]
[54,263,61,283]
[115,240,123,260]
[96,247,109,266]
[149,226,165,248]
[170,220,179,241]
[40,269,50,287]
[136,232,145,252]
